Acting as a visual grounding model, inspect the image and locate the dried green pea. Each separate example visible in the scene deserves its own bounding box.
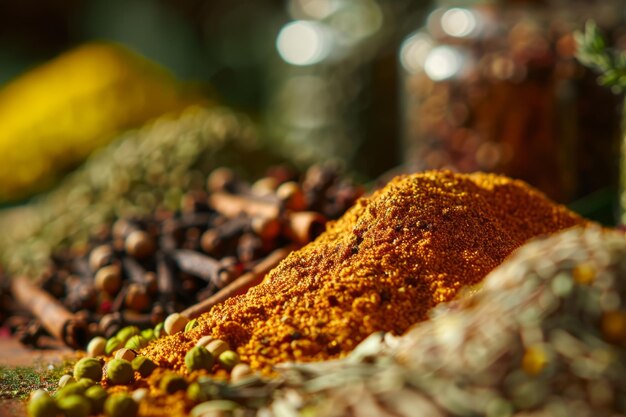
[114,347,137,362]
[116,326,140,344]
[104,393,138,417]
[105,359,134,385]
[27,390,59,417]
[190,400,239,417]
[154,322,165,339]
[57,394,91,417]
[73,357,103,381]
[141,328,154,341]
[86,336,107,357]
[185,346,214,372]
[206,340,229,358]
[105,337,122,356]
[159,373,188,394]
[58,374,74,388]
[54,383,88,399]
[132,356,158,377]
[85,385,107,414]
[185,318,198,332]
[186,382,212,403]
[218,351,240,371]
[125,335,149,350]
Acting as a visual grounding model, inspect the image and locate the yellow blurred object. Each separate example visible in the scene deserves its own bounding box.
[0,42,197,202]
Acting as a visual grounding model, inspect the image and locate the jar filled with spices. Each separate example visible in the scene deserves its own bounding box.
[399,0,626,203]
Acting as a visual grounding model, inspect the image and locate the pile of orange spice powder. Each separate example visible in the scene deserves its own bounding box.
[141,170,586,374]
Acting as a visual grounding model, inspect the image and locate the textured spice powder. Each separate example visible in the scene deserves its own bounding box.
[142,171,586,373]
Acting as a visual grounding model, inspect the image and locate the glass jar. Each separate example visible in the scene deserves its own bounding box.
[400,0,625,203]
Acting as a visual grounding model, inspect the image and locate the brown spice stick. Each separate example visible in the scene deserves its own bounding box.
[209,191,281,219]
[11,275,88,348]
[181,245,296,319]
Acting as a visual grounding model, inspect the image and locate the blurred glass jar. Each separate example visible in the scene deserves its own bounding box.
[400,0,625,202]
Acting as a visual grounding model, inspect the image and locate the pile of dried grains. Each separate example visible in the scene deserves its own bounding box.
[142,171,586,372]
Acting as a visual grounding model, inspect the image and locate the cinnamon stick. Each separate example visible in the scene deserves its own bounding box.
[181,245,295,319]
[11,275,89,348]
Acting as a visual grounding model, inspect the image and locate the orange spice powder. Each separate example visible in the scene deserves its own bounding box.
[142,171,587,373]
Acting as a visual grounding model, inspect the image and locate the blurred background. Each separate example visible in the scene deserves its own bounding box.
[0,0,625,222]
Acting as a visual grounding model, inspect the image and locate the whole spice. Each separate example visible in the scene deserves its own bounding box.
[132,356,158,377]
[160,373,188,394]
[86,336,106,357]
[84,385,107,414]
[27,391,59,417]
[105,358,134,385]
[56,394,91,417]
[142,171,586,373]
[73,357,103,381]
[185,346,214,372]
[104,393,138,417]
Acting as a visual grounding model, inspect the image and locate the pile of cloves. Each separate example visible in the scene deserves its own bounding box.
[11,164,363,348]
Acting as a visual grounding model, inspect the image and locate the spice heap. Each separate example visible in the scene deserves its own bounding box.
[7,163,362,348]
[268,226,626,417]
[142,171,586,373]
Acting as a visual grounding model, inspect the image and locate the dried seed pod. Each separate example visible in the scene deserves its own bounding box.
[73,357,103,381]
[206,340,230,358]
[84,385,107,414]
[104,393,138,417]
[195,335,215,348]
[125,230,156,259]
[57,394,91,417]
[58,374,75,388]
[159,373,187,394]
[217,350,240,371]
[124,283,151,312]
[164,313,189,335]
[86,336,106,357]
[89,244,114,272]
[229,363,252,383]
[276,181,307,211]
[94,265,122,296]
[131,356,157,377]
[105,358,134,385]
[185,346,214,372]
[114,348,137,362]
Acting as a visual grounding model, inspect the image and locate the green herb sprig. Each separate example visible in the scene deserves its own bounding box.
[575,21,626,94]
